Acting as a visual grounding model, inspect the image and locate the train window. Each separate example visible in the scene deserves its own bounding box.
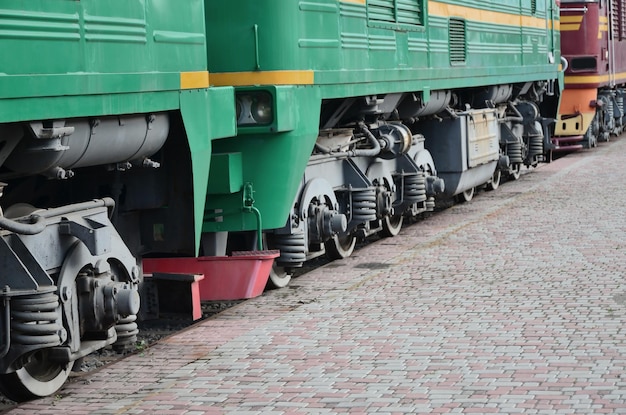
[570,56,597,71]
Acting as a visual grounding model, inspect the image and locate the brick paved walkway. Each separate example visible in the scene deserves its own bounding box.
[8,136,626,414]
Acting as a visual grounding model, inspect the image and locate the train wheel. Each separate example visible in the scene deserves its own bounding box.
[0,350,72,402]
[485,169,501,191]
[381,214,403,237]
[508,164,521,180]
[455,187,475,203]
[267,264,292,289]
[325,233,356,260]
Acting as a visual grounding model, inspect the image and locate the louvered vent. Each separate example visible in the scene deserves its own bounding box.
[369,0,395,23]
[449,18,466,64]
[611,0,626,40]
[396,0,422,25]
[611,0,619,39]
[531,0,537,14]
[622,0,626,40]
[368,0,423,26]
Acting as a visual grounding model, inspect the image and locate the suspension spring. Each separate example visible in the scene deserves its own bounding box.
[11,292,62,347]
[528,134,543,160]
[426,197,436,211]
[401,172,427,205]
[350,189,377,223]
[273,232,307,265]
[113,314,139,351]
[506,140,523,164]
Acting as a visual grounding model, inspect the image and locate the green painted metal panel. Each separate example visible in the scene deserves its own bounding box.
[206,0,560,95]
[181,86,236,253]
[203,86,322,232]
[207,153,244,195]
[0,0,207,119]
[0,91,180,124]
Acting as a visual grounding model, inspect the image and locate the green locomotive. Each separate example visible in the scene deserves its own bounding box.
[0,0,563,401]
[0,0,235,401]
[204,0,563,286]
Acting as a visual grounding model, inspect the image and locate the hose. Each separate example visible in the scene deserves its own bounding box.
[0,214,46,235]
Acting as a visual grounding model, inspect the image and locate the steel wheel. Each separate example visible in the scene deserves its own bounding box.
[455,187,475,203]
[0,350,72,402]
[267,264,292,289]
[485,169,501,191]
[325,233,356,260]
[508,164,521,180]
[381,214,403,237]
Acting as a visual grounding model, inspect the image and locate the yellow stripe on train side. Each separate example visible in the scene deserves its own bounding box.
[561,15,584,23]
[560,23,581,31]
[180,71,210,89]
[599,23,608,39]
[428,1,554,30]
[210,70,315,87]
[340,1,557,30]
[565,71,626,85]
[560,15,583,31]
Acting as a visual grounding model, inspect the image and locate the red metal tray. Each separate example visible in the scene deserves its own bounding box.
[143,250,280,301]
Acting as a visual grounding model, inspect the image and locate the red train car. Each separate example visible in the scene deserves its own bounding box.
[554,0,626,151]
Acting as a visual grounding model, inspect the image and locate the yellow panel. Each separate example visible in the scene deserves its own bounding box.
[180,71,210,89]
[210,70,315,87]
[561,15,583,23]
[560,23,581,31]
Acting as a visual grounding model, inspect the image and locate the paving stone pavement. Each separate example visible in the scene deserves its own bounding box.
[8,136,626,414]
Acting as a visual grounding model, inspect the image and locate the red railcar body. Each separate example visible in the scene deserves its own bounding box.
[554,0,626,150]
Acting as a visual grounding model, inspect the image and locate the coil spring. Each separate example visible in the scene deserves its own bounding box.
[11,293,62,347]
[350,189,377,223]
[426,197,436,211]
[402,172,427,205]
[506,140,523,164]
[528,134,543,159]
[273,232,306,265]
[113,314,139,351]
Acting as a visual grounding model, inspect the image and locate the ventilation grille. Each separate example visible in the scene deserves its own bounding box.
[368,0,423,26]
[396,0,422,25]
[449,18,466,64]
[611,0,626,40]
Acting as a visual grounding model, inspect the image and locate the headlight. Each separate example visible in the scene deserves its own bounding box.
[236,91,273,126]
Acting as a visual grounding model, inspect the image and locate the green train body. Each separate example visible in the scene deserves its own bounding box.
[203,0,562,284]
[0,0,235,401]
[0,0,564,401]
